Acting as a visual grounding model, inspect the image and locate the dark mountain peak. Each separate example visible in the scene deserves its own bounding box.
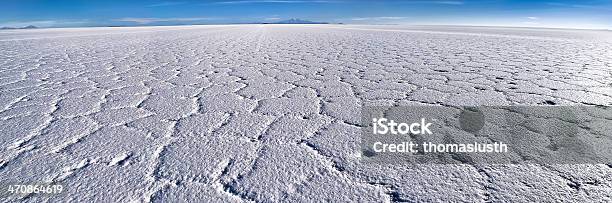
[273,18,328,24]
[1,25,38,30]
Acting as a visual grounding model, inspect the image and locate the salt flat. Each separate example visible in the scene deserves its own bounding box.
[1,25,611,202]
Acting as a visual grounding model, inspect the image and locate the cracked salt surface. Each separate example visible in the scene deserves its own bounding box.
[1,24,611,202]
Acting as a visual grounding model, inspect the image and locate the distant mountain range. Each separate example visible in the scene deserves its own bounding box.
[0,19,333,29]
[0,25,38,30]
[267,18,329,24]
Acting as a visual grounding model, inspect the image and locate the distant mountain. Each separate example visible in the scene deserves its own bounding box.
[0,25,38,30]
[271,18,328,24]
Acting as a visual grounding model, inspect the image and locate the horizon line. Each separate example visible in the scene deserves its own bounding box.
[2,23,611,31]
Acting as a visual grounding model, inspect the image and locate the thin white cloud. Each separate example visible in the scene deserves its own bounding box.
[377,16,408,20]
[546,2,612,11]
[0,20,88,28]
[430,1,464,5]
[265,17,281,21]
[402,1,464,5]
[115,17,216,24]
[526,16,539,20]
[212,0,340,4]
[350,16,408,21]
[546,2,567,6]
[147,1,187,7]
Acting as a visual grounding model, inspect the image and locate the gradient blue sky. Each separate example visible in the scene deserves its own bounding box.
[1,0,611,29]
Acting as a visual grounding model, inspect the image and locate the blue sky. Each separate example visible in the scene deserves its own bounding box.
[1,0,611,29]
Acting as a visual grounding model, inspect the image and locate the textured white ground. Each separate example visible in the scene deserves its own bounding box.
[1,24,611,202]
